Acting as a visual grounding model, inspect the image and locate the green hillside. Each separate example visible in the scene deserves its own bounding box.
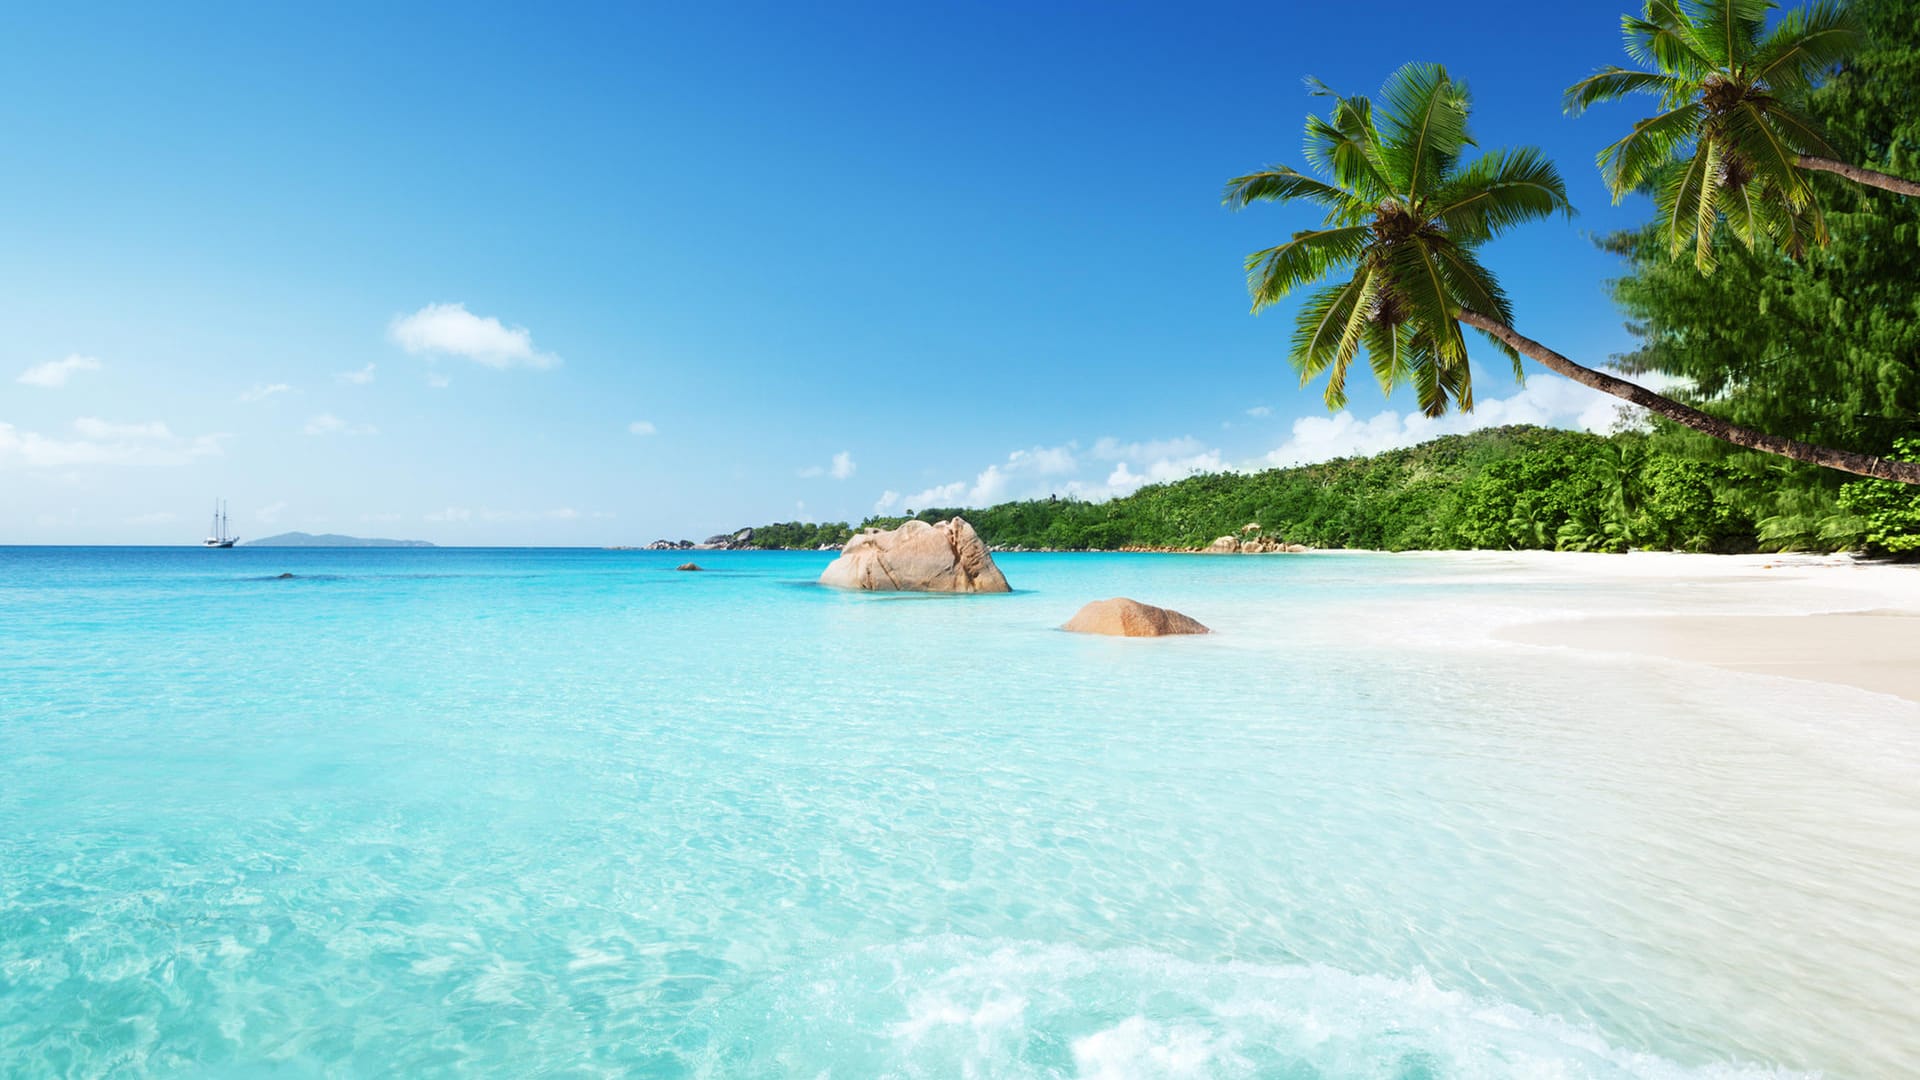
[748,425,1917,555]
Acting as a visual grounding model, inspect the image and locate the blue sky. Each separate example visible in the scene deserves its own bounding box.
[2,1,1667,544]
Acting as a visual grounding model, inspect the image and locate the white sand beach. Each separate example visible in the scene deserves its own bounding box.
[1473,552,1920,706]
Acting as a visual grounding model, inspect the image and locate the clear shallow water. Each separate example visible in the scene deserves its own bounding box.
[2,547,1916,1077]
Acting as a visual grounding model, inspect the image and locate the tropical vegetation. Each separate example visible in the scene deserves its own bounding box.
[1224,50,1920,482]
[746,425,1887,555]
[1566,0,1919,273]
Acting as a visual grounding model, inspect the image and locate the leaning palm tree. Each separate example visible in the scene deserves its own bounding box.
[1225,62,1920,483]
[1565,0,1920,272]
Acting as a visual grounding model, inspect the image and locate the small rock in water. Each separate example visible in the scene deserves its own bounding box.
[1063,597,1209,637]
[276,572,295,579]
[676,562,703,572]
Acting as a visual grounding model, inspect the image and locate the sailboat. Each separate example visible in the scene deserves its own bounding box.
[204,499,238,547]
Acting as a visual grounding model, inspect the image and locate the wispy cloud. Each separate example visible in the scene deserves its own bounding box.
[426,373,452,389]
[255,501,288,523]
[126,511,178,524]
[425,506,473,523]
[1245,405,1272,418]
[0,417,225,468]
[239,382,292,403]
[800,450,857,480]
[628,420,657,436]
[17,354,101,388]
[336,363,376,385]
[304,413,377,436]
[389,302,559,369]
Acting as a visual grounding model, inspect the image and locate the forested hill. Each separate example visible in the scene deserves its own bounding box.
[746,427,1766,554]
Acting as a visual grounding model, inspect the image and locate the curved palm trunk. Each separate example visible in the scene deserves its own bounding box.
[1456,310,1920,484]
[1796,155,1920,197]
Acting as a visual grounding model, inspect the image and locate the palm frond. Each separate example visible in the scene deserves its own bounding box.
[1407,332,1449,417]
[1386,237,1470,370]
[1362,315,1411,396]
[1563,67,1691,114]
[1757,101,1839,161]
[1431,146,1574,243]
[1594,101,1703,198]
[1288,274,1367,392]
[1653,148,1713,268]
[1692,136,1725,272]
[1724,101,1818,208]
[1222,166,1371,224]
[1753,0,1861,94]
[1690,0,1770,70]
[1622,2,1712,78]
[1322,270,1382,409]
[1430,242,1524,378]
[1301,83,1396,200]
[1243,225,1372,311]
[1375,62,1472,199]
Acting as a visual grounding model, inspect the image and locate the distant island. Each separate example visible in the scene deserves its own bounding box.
[247,532,436,548]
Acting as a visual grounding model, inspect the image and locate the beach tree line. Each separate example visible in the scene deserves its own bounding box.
[748,425,1881,555]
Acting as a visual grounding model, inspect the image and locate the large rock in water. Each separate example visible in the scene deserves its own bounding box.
[1063,598,1210,637]
[818,517,1011,593]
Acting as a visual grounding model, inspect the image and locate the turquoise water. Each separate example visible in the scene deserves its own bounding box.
[3,547,1916,1077]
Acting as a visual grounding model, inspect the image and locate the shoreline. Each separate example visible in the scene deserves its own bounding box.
[1455,551,1920,705]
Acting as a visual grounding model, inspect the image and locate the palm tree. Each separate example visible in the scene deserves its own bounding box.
[1565,0,1920,273]
[1225,62,1920,483]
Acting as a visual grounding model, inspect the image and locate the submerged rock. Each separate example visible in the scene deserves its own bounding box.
[1062,598,1209,637]
[276,572,296,579]
[818,517,1011,593]
[676,562,703,572]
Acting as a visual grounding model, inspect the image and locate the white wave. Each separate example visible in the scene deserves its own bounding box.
[689,937,1807,1079]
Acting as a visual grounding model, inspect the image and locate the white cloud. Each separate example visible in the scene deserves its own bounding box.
[337,363,376,385]
[239,382,291,403]
[304,413,377,436]
[874,490,901,513]
[1100,449,1228,498]
[798,450,859,480]
[628,420,657,436]
[426,373,452,389]
[73,418,169,440]
[1245,405,1272,418]
[1090,436,1204,462]
[17,355,101,388]
[127,511,178,524]
[1259,370,1686,468]
[361,512,403,523]
[256,501,288,524]
[899,479,969,509]
[425,506,472,522]
[389,302,559,369]
[0,418,225,468]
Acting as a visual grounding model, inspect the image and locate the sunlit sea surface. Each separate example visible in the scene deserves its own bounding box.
[3,546,1917,1078]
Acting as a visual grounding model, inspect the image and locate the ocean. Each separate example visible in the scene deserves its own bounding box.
[2,546,1915,1077]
